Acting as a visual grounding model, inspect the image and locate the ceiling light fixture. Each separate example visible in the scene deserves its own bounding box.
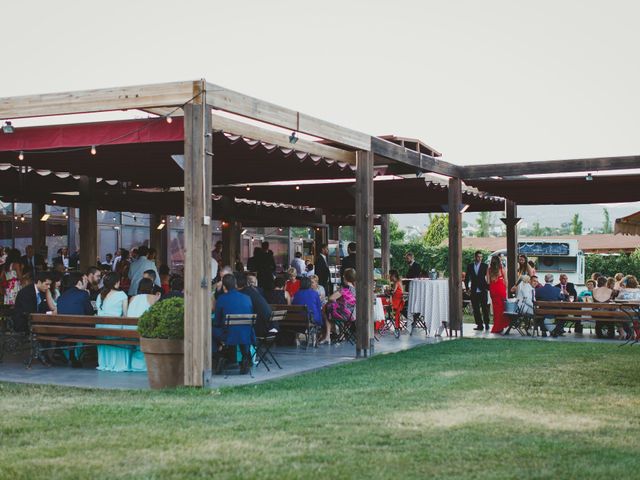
[2,121,15,134]
[289,132,298,144]
[40,213,51,221]
[18,151,24,161]
[586,173,593,181]
[90,145,97,155]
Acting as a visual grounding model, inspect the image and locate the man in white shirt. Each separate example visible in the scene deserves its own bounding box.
[128,245,160,295]
[291,251,306,276]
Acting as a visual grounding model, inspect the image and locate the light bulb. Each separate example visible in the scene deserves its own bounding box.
[90,145,97,155]
[166,116,173,124]
[18,151,24,161]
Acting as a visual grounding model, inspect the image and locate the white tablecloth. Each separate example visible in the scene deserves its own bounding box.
[374,297,386,322]
[407,279,449,335]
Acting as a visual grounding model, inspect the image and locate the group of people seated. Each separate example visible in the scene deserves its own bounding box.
[1,244,185,371]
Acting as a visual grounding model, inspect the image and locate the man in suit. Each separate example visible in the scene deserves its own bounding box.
[21,245,46,274]
[555,273,581,332]
[12,272,52,333]
[255,241,276,292]
[340,242,356,282]
[405,252,422,279]
[536,273,564,337]
[465,250,490,331]
[52,247,70,270]
[237,272,273,337]
[56,271,94,367]
[315,243,332,295]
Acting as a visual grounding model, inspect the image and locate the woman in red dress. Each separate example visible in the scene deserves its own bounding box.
[487,255,509,333]
[389,270,404,329]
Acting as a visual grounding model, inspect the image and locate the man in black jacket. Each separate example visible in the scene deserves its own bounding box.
[405,252,422,279]
[555,273,580,333]
[12,272,52,332]
[315,243,331,295]
[236,272,274,337]
[21,245,46,274]
[465,251,491,331]
[339,242,356,283]
[255,241,276,292]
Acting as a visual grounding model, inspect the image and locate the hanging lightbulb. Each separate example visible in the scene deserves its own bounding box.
[90,145,97,155]
[295,185,300,191]
[52,199,57,204]
[20,214,25,222]
[246,185,251,191]
[18,151,24,161]
[166,116,173,124]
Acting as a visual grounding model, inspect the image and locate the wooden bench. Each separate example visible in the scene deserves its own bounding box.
[29,313,139,367]
[268,304,317,348]
[534,301,636,338]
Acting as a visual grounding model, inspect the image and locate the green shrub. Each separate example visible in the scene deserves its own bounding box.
[585,249,640,279]
[137,297,184,339]
[390,242,491,277]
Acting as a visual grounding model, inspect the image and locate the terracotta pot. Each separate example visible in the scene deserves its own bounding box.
[140,337,184,389]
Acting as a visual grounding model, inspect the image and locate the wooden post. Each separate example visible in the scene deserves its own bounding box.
[222,221,241,270]
[501,200,520,294]
[183,95,213,387]
[448,178,463,336]
[380,214,390,279]
[31,203,47,261]
[150,214,168,266]
[79,177,98,272]
[355,150,374,357]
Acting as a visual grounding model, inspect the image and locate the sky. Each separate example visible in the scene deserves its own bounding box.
[3,1,640,231]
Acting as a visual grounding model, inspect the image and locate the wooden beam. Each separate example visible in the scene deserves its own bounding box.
[211,112,356,164]
[0,81,196,120]
[501,201,520,294]
[221,220,242,270]
[355,150,374,357]
[78,177,97,272]
[206,82,371,150]
[183,95,213,387]
[380,214,390,279]
[31,203,46,261]
[447,178,463,335]
[371,137,462,177]
[462,155,640,179]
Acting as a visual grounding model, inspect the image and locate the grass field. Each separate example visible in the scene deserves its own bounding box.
[1,339,639,479]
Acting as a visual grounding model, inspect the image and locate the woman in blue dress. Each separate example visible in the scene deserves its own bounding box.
[126,278,160,372]
[95,272,130,372]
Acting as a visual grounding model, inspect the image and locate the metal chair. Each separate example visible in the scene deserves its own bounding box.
[215,314,256,376]
[254,310,285,371]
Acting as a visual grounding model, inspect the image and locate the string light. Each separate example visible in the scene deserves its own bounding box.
[52,199,57,204]
[90,145,97,155]
[246,185,251,191]
[295,185,300,191]
[18,151,24,161]
[20,214,25,222]
[166,116,173,124]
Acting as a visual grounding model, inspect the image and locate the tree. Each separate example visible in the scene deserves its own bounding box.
[423,214,448,246]
[476,212,494,237]
[532,221,543,237]
[374,215,405,248]
[571,214,583,235]
[602,208,612,234]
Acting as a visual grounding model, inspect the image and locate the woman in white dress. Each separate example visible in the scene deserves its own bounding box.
[516,275,535,315]
[127,278,161,372]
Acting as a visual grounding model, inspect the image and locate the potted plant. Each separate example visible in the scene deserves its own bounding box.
[138,297,184,389]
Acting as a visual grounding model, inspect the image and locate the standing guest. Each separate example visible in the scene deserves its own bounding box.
[161,276,184,301]
[266,276,291,305]
[68,249,80,270]
[324,268,357,344]
[246,246,261,273]
[255,241,276,292]
[212,241,224,268]
[146,248,158,266]
[159,265,171,295]
[237,272,273,337]
[127,277,161,372]
[213,274,255,374]
[339,242,357,282]
[465,251,490,331]
[291,251,306,277]
[86,266,102,301]
[116,249,131,293]
[285,267,301,298]
[111,248,122,271]
[102,253,114,271]
[488,256,508,334]
[511,254,536,293]
[1,248,23,306]
[53,247,70,270]
[211,253,219,281]
[535,274,563,337]
[405,252,422,279]
[12,272,52,333]
[315,243,331,295]
[389,270,404,330]
[128,246,160,296]
[21,245,46,274]
[95,272,130,372]
[293,276,323,334]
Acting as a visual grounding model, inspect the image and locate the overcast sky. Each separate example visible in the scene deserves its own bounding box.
[3,0,640,167]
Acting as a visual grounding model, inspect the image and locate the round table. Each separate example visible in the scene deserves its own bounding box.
[374,297,386,322]
[407,279,449,335]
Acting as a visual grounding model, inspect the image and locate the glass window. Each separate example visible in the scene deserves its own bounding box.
[122,212,150,226]
[98,211,121,224]
[0,202,12,248]
[121,226,150,251]
[168,228,185,275]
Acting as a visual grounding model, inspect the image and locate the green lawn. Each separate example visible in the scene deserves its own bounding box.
[1,340,639,479]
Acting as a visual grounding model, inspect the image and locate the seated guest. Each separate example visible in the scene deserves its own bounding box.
[617,276,640,301]
[266,276,291,305]
[530,275,541,290]
[535,273,563,337]
[293,276,323,331]
[56,272,93,316]
[159,264,171,295]
[95,272,130,372]
[214,274,255,374]
[161,276,184,300]
[86,266,102,301]
[285,267,301,298]
[592,276,613,303]
[143,269,164,295]
[606,277,618,299]
[555,274,577,301]
[613,273,625,291]
[303,262,315,277]
[212,266,233,307]
[52,259,66,275]
[12,272,52,333]
[126,278,160,372]
[246,273,265,298]
[309,274,326,303]
[323,268,357,344]
[237,272,274,336]
[47,272,63,312]
[578,279,596,301]
[515,275,534,316]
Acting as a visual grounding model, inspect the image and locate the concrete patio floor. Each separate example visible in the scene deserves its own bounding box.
[0,331,449,390]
